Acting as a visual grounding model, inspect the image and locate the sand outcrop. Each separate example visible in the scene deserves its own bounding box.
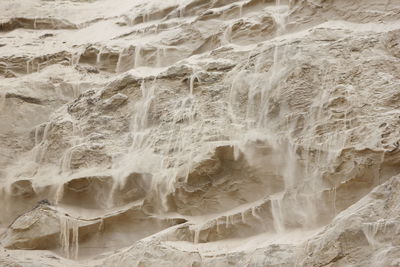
[0,0,400,266]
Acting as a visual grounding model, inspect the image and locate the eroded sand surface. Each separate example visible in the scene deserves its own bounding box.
[1,0,400,266]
